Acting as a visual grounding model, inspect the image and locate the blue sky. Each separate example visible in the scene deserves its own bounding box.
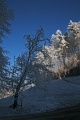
[4,0,80,65]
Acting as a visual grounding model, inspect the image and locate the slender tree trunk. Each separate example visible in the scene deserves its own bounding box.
[12,64,29,108]
[13,92,18,109]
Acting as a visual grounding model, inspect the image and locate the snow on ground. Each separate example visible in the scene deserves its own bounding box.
[0,76,80,116]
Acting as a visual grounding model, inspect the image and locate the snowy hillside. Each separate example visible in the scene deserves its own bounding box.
[0,76,80,116]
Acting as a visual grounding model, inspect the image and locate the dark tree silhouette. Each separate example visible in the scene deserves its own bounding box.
[0,0,13,96]
[12,28,49,108]
[0,0,13,42]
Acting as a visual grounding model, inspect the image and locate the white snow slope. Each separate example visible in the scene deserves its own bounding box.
[0,76,80,116]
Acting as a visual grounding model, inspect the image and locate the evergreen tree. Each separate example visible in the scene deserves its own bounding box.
[0,0,13,42]
[0,0,13,97]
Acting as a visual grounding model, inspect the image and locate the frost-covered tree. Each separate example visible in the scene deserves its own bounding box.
[51,30,69,65]
[68,20,80,57]
[35,45,56,80]
[36,45,60,70]
[12,28,49,108]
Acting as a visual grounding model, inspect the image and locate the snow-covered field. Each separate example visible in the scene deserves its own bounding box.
[0,76,80,116]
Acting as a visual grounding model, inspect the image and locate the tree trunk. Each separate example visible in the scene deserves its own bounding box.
[12,92,18,109]
[12,64,28,109]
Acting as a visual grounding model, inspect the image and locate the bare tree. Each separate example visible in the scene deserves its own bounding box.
[12,28,49,108]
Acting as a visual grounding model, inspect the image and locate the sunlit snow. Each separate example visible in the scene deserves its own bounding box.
[0,76,80,116]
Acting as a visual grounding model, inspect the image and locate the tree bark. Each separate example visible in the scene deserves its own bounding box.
[12,92,18,109]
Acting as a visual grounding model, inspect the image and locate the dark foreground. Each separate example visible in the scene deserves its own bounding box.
[0,105,80,120]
